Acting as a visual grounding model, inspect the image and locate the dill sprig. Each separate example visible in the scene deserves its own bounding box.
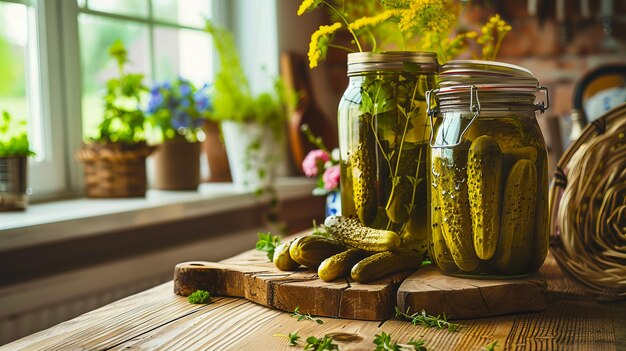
[304,335,339,350]
[394,306,460,332]
[273,331,301,346]
[292,306,324,324]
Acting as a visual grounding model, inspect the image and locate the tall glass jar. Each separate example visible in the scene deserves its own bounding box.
[338,52,438,253]
[427,60,550,277]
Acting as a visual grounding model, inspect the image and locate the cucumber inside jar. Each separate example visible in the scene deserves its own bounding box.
[339,71,434,254]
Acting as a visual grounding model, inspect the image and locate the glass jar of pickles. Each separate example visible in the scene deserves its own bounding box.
[338,52,438,253]
[426,60,550,277]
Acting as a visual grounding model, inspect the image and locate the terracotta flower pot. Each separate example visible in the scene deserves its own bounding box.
[152,139,201,190]
[202,120,232,182]
[0,156,29,211]
[76,142,154,198]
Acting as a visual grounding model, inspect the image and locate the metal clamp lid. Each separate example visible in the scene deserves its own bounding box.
[427,86,481,148]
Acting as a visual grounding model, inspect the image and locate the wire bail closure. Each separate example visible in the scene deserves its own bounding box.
[427,85,482,149]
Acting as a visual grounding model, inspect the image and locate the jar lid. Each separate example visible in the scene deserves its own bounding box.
[347,51,438,76]
[437,60,540,94]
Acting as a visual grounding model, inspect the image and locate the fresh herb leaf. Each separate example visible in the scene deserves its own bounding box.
[407,338,428,351]
[187,290,211,304]
[312,220,331,238]
[273,331,301,346]
[292,306,324,324]
[256,232,281,261]
[304,335,338,350]
[481,340,499,351]
[395,306,460,332]
[374,333,427,351]
[373,332,400,350]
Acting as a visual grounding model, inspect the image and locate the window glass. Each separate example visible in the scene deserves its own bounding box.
[152,0,212,28]
[84,0,149,18]
[0,2,28,131]
[78,14,151,139]
[153,27,213,86]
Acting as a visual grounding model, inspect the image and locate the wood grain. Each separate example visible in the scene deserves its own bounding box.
[173,253,413,321]
[2,247,624,351]
[175,244,549,321]
[398,265,549,319]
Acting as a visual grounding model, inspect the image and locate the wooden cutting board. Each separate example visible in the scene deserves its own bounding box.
[174,246,549,321]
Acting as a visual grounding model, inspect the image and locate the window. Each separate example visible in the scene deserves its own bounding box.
[0,0,278,200]
[76,0,214,140]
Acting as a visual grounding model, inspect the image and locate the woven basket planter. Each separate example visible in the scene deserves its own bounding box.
[550,103,626,300]
[76,142,155,198]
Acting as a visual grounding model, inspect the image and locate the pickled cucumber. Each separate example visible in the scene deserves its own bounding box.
[352,113,378,226]
[386,146,421,224]
[430,194,460,272]
[324,216,400,252]
[351,249,423,283]
[289,236,345,269]
[467,136,503,260]
[527,151,549,271]
[273,240,300,271]
[493,159,537,274]
[433,156,479,272]
[318,249,370,282]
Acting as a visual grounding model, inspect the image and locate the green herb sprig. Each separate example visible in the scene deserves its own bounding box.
[187,290,211,304]
[481,340,499,351]
[292,306,324,324]
[304,335,339,350]
[273,331,301,346]
[311,220,331,238]
[373,332,427,351]
[256,232,281,261]
[0,111,34,157]
[395,307,460,332]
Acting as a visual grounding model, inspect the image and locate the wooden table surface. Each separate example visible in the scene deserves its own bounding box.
[3,249,625,351]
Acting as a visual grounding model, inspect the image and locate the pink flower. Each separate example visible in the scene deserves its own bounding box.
[322,165,340,191]
[302,149,330,177]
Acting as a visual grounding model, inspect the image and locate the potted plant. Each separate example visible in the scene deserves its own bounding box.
[0,111,34,211]
[76,40,153,198]
[204,21,293,193]
[146,78,210,190]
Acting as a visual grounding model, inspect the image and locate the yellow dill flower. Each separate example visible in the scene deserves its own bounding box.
[348,10,400,31]
[307,22,342,69]
[297,0,322,16]
[465,31,477,38]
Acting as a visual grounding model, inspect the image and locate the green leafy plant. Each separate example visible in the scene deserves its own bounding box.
[203,21,292,136]
[395,307,460,332]
[145,78,212,142]
[256,232,281,261]
[187,290,211,304]
[273,331,302,346]
[95,40,148,144]
[0,111,34,157]
[373,332,427,351]
[304,335,339,350]
[292,306,324,324]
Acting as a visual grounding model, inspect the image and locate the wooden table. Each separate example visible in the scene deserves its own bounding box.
[3,250,625,350]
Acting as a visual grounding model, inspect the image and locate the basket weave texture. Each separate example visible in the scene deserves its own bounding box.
[76,142,154,198]
[550,103,626,300]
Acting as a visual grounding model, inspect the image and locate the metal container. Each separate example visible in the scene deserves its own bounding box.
[0,156,29,211]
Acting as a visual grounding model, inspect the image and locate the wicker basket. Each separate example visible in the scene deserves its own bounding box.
[550,103,626,300]
[76,142,155,198]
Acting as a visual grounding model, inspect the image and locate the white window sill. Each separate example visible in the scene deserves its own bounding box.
[0,177,316,252]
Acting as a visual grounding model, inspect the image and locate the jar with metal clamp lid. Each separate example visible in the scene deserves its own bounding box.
[426,60,550,277]
[338,52,438,254]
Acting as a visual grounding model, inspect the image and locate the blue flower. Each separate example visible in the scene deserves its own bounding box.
[194,89,213,112]
[181,98,190,108]
[146,89,164,114]
[172,111,192,130]
[179,83,192,97]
